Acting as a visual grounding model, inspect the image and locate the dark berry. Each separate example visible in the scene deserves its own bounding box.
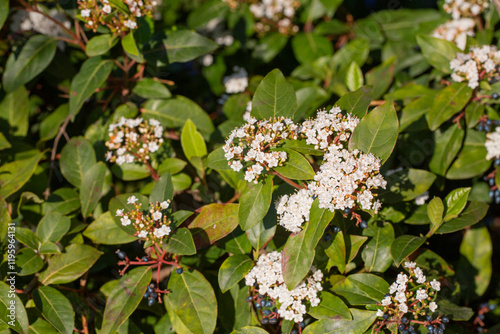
[485,125,491,132]
[150,292,158,299]
[491,304,497,310]
[116,250,126,259]
[437,329,443,334]
[495,120,500,126]
[144,291,150,298]
[265,301,273,307]
[324,234,331,241]
[383,313,389,320]
[478,314,485,320]
[332,226,341,233]
[398,324,405,331]
[427,325,434,332]
[344,208,351,214]
[477,328,484,333]
[402,316,408,324]
[142,256,148,262]
[360,221,368,229]
[147,286,154,293]
[489,190,495,198]
[255,302,261,309]
[261,318,269,325]
[260,300,266,307]
[402,330,408,334]
[478,124,484,131]
[440,323,446,330]
[487,119,493,125]
[148,298,155,306]
[489,178,495,186]
[426,315,433,322]
[263,309,271,316]
[495,158,500,166]
[176,267,183,274]
[269,318,278,324]
[247,296,253,302]
[291,330,298,334]
[258,294,265,298]
[492,93,499,99]
[299,322,305,328]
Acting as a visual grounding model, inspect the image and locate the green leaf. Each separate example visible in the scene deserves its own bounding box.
[0,132,11,150]
[29,318,60,334]
[303,200,335,249]
[69,57,113,119]
[39,244,102,285]
[361,222,395,272]
[109,193,149,236]
[121,32,143,62]
[150,172,174,203]
[0,85,29,136]
[446,130,490,179]
[40,103,69,142]
[36,212,71,243]
[426,83,473,131]
[2,35,58,92]
[427,197,444,235]
[465,102,484,128]
[365,56,396,100]
[133,78,172,99]
[291,33,333,64]
[332,274,389,305]
[303,309,376,334]
[162,227,196,255]
[187,0,229,29]
[437,201,488,234]
[238,178,273,231]
[207,147,231,170]
[458,227,492,298]
[44,188,80,216]
[379,168,436,203]
[60,137,96,188]
[111,163,150,181]
[0,0,8,30]
[164,30,218,63]
[83,211,137,245]
[429,124,465,176]
[39,241,61,255]
[443,187,471,221]
[16,248,44,276]
[246,208,277,251]
[80,162,108,217]
[85,34,118,56]
[416,34,459,73]
[181,119,207,171]
[158,158,187,175]
[0,151,44,199]
[100,267,152,334]
[142,97,214,139]
[231,327,269,334]
[335,86,373,119]
[33,286,75,334]
[166,269,217,334]
[391,235,427,266]
[436,300,474,321]
[399,92,436,132]
[349,100,399,163]
[308,291,351,320]
[345,62,364,91]
[273,149,315,180]
[15,227,40,249]
[0,281,29,334]
[325,231,367,273]
[218,254,254,293]
[282,230,315,290]
[252,32,288,63]
[188,203,239,249]
[252,69,297,120]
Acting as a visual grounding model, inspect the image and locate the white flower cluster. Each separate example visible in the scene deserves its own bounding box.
[117,197,172,244]
[223,66,249,94]
[276,189,314,233]
[450,45,500,89]
[243,101,253,122]
[485,127,500,160]
[379,262,441,316]
[250,0,300,35]
[10,9,71,38]
[223,116,298,182]
[105,117,164,165]
[245,251,323,323]
[431,18,475,50]
[415,191,429,206]
[443,0,488,20]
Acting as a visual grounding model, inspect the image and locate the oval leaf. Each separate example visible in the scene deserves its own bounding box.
[33,286,75,334]
[238,178,273,231]
[218,254,254,293]
[252,69,297,120]
[391,235,427,266]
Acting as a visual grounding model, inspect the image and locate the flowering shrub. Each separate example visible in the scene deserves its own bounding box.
[1,0,500,333]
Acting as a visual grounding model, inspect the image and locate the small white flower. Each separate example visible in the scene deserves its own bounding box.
[121,216,131,226]
[152,211,162,221]
[81,9,91,17]
[429,301,438,312]
[138,230,148,238]
[430,279,441,291]
[127,195,138,204]
[404,261,416,269]
[381,296,392,306]
[160,201,169,209]
[116,209,124,216]
[399,303,408,313]
[376,309,384,317]
[416,288,428,301]
[102,4,112,13]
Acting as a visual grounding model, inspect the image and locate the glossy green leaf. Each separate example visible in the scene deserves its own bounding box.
[379,168,436,203]
[187,0,229,29]
[345,61,364,91]
[0,83,29,137]
[166,269,217,334]
[325,231,367,274]
[101,267,152,334]
[111,163,150,181]
[218,254,254,293]
[158,158,187,175]
[330,38,370,72]
[164,30,218,63]
[150,172,174,203]
[273,149,315,180]
[399,93,436,131]
[2,35,58,92]
[391,235,427,266]
[69,57,113,119]
[0,132,10,150]
[16,248,44,276]
[238,178,273,231]
[231,327,269,334]
[252,69,297,120]
[0,281,29,334]
[443,187,471,221]
[39,104,69,142]
[29,318,60,334]
[303,309,376,334]
[60,137,96,188]
[85,34,118,56]
[304,200,335,249]
[162,227,196,255]
[0,151,44,199]
[83,211,137,245]
[416,34,460,73]
[252,32,288,63]
[133,78,172,99]
[15,227,40,249]
[308,291,351,320]
[437,201,488,234]
[80,162,108,217]
[142,97,214,139]
[361,222,395,272]
[426,83,472,131]
[121,32,143,62]
[291,33,333,64]
[181,119,207,171]
[44,188,80,216]
[39,244,102,285]
[437,300,474,321]
[365,56,396,99]
[349,100,399,164]
[39,241,61,255]
[0,0,8,30]
[446,130,490,179]
[282,230,315,290]
[465,102,484,128]
[332,274,389,305]
[207,146,231,170]
[36,212,71,243]
[429,124,465,176]
[427,197,444,234]
[335,86,373,118]
[246,208,277,251]
[188,203,239,249]
[172,172,192,192]
[33,286,75,334]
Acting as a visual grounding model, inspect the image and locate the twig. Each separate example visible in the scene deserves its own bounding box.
[269,171,305,189]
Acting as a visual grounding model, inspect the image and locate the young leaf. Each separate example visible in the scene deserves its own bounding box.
[33,286,75,334]
[133,78,172,99]
[345,61,364,91]
[365,56,396,99]
[15,227,41,249]
[427,197,444,235]
[218,254,254,292]
[446,130,490,179]
[303,200,335,249]
[349,100,399,164]
[252,69,297,120]
[85,34,118,57]
[443,187,471,221]
[238,178,273,231]
[207,146,232,170]
[308,291,352,320]
[181,119,207,171]
[437,201,488,234]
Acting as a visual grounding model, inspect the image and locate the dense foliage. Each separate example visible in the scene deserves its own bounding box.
[1,0,500,333]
